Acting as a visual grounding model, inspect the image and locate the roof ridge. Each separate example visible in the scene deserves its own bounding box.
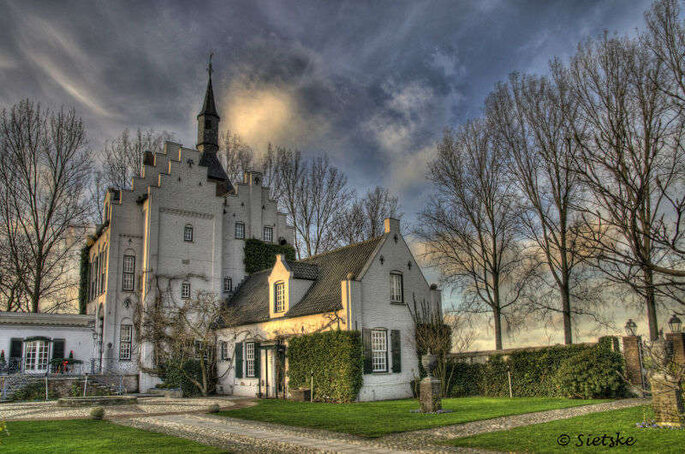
[299,234,386,262]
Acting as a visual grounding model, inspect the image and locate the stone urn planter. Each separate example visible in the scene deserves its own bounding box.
[421,350,437,378]
[291,388,311,402]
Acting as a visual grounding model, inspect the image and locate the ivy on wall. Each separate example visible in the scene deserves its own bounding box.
[78,245,89,314]
[288,330,363,403]
[243,238,296,274]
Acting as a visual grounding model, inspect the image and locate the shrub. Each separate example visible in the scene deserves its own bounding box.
[446,339,626,399]
[10,381,45,401]
[90,407,105,420]
[288,330,363,403]
[554,348,626,399]
[243,238,296,274]
[160,359,207,397]
[208,404,221,413]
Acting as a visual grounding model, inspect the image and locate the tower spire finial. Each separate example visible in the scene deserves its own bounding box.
[207,52,214,79]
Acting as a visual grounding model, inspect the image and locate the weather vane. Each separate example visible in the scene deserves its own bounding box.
[207,52,214,78]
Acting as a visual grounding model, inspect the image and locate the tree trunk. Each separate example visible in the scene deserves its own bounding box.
[644,267,658,341]
[561,283,573,345]
[493,306,503,350]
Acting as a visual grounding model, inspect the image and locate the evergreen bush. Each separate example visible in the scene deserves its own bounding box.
[446,339,626,399]
[160,359,206,397]
[288,330,363,403]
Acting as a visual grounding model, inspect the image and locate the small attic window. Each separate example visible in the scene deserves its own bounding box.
[274,282,285,313]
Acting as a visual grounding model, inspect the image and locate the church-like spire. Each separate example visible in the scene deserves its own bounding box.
[197,53,220,154]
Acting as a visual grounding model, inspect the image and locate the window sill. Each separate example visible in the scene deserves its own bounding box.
[390,301,405,305]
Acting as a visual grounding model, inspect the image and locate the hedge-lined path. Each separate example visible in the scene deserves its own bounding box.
[0,395,252,421]
[380,398,647,449]
[114,413,491,453]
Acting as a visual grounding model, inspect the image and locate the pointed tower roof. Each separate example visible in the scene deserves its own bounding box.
[198,54,220,119]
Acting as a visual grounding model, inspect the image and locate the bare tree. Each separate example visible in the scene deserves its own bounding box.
[277,149,351,258]
[0,100,92,313]
[417,124,533,350]
[219,130,254,184]
[333,186,400,246]
[102,128,174,190]
[486,70,599,344]
[135,275,236,396]
[568,33,683,339]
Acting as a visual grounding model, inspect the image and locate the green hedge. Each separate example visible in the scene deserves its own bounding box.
[159,359,207,397]
[288,330,363,403]
[78,245,89,314]
[243,239,296,274]
[446,339,626,399]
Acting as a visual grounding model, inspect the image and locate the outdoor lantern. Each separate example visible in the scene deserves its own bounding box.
[668,314,682,334]
[625,319,637,336]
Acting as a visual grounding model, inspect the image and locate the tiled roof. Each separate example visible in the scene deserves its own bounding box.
[223,235,386,326]
[0,312,95,328]
[199,151,231,185]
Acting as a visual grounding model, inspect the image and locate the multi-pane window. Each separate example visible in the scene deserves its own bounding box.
[390,272,404,303]
[371,329,388,372]
[220,341,229,360]
[235,222,245,239]
[24,340,50,372]
[99,251,106,295]
[274,282,285,313]
[119,324,133,360]
[223,277,232,293]
[181,282,191,299]
[245,342,255,377]
[184,224,193,242]
[263,226,273,243]
[122,255,135,291]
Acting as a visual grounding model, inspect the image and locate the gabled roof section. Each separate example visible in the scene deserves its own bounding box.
[198,150,231,186]
[222,235,386,326]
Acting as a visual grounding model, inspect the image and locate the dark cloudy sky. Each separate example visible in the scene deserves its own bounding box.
[0,0,659,347]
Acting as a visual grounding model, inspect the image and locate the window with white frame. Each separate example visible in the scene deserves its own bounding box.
[371,329,388,372]
[122,255,135,291]
[235,222,245,239]
[184,224,193,242]
[220,341,229,360]
[23,340,49,372]
[274,282,285,313]
[390,272,404,303]
[181,281,191,299]
[245,342,255,377]
[119,324,133,360]
[223,277,233,293]
[263,226,273,242]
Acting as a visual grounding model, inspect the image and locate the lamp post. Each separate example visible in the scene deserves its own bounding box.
[625,319,637,336]
[668,314,682,334]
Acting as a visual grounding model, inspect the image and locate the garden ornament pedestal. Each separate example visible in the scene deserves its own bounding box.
[420,351,442,413]
[648,336,684,427]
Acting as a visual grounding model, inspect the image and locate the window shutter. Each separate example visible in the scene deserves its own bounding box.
[52,339,66,359]
[362,329,372,374]
[253,343,261,378]
[391,330,401,373]
[234,342,243,378]
[9,338,22,360]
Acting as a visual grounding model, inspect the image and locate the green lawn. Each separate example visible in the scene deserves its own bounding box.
[450,406,684,453]
[220,397,604,437]
[0,420,228,454]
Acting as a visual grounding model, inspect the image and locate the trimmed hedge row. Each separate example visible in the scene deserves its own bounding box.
[243,238,296,274]
[446,339,626,399]
[288,330,363,403]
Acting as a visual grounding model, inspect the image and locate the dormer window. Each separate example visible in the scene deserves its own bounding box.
[274,282,285,313]
[184,224,193,242]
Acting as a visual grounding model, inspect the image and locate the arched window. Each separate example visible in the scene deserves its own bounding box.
[184,224,193,242]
